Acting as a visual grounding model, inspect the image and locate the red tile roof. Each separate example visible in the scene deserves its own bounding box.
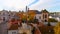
[8,24,18,30]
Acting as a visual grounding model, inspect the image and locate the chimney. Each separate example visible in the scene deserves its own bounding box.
[26,6,28,12]
[26,6,29,12]
[28,8,29,12]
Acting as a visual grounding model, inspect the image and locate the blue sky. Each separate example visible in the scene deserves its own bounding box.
[0,0,60,12]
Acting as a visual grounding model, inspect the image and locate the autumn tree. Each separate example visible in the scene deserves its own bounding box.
[54,22,60,34]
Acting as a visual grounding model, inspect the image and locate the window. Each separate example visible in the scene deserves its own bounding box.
[0,13,1,14]
[39,16,41,19]
[43,14,44,19]
[3,13,5,15]
[45,15,47,18]
[3,17,5,21]
[8,14,10,16]
[43,14,47,19]
[12,32,16,34]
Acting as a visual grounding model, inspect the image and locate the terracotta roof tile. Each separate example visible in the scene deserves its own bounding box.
[8,24,18,30]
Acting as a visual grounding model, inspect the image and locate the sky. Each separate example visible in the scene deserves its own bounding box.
[0,0,60,12]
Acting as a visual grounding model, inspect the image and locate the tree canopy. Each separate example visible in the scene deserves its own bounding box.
[54,22,60,34]
[48,18,58,22]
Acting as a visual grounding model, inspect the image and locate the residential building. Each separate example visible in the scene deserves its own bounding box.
[0,10,9,23]
[18,23,33,34]
[8,24,18,34]
[16,6,49,22]
[0,10,18,23]
[28,9,49,22]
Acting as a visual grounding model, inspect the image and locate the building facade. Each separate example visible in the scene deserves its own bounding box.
[28,9,49,22]
[0,10,18,23]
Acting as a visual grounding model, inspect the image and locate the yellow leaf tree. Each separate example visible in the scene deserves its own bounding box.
[54,22,60,34]
[27,11,36,20]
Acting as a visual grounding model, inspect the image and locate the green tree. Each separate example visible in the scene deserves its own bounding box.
[48,18,58,22]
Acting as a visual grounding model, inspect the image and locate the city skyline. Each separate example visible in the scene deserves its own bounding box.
[0,0,60,12]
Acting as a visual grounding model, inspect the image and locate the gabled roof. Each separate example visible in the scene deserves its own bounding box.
[41,9,49,13]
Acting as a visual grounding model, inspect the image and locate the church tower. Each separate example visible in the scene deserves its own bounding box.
[26,6,29,12]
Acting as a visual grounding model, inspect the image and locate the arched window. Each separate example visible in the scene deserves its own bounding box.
[45,15,47,18]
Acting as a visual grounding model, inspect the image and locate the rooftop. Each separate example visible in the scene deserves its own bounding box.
[8,24,18,30]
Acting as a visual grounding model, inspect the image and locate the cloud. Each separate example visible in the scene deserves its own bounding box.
[29,0,52,9]
[0,0,60,12]
[29,0,60,12]
[28,0,39,6]
[0,0,37,10]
